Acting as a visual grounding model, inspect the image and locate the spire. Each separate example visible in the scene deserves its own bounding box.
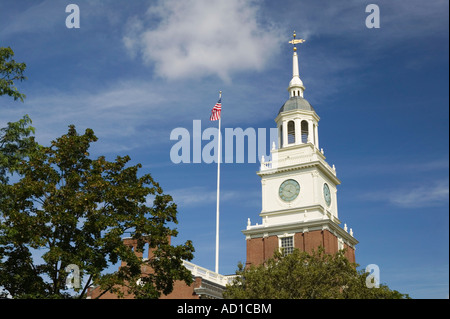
[288,31,306,98]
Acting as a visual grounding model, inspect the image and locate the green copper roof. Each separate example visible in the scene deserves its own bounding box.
[278,96,315,114]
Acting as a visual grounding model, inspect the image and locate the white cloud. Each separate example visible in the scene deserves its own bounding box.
[0,80,175,154]
[360,179,449,208]
[123,0,283,82]
[389,181,449,208]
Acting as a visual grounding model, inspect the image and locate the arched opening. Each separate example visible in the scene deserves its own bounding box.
[288,121,295,144]
[291,90,301,98]
[301,120,309,143]
[279,124,283,147]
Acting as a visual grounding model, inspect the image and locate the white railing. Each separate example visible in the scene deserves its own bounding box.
[260,151,336,176]
[182,260,235,287]
[260,161,272,170]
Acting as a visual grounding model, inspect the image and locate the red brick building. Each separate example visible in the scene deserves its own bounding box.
[244,221,356,268]
[87,237,234,299]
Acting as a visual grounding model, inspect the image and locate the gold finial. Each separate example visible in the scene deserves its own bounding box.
[289,31,305,51]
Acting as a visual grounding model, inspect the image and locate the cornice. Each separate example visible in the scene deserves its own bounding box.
[258,159,341,185]
[242,218,358,247]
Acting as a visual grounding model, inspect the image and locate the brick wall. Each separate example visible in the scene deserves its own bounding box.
[87,237,201,299]
[245,229,355,267]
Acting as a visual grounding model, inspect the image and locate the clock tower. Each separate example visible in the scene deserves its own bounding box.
[243,33,358,267]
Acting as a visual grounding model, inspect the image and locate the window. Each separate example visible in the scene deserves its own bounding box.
[280,236,294,256]
[338,238,344,251]
[287,121,295,144]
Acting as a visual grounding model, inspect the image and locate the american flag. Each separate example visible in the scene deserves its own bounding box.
[210,98,222,121]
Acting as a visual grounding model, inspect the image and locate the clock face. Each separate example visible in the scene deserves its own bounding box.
[279,179,300,202]
[323,183,331,206]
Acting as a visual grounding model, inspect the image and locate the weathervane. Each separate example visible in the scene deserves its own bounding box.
[288,31,305,51]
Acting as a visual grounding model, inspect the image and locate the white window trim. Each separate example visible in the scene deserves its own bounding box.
[278,233,295,255]
[338,237,344,251]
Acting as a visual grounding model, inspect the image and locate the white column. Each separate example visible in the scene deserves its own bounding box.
[294,118,301,145]
[307,120,313,144]
[282,120,288,148]
[314,123,319,149]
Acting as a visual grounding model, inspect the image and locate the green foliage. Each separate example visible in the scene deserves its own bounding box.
[0,47,27,102]
[224,247,410,299]
[0,125,194,299]
[0,115,37,184]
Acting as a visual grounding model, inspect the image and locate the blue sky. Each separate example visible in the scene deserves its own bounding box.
[0,0,448,298]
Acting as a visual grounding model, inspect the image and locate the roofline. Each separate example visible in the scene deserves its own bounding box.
[275,108,320,124]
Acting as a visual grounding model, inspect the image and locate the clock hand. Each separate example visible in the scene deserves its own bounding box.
[286,187,295,197]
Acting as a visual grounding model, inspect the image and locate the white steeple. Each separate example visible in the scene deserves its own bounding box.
[243,33,358,269]
[288,31,305,98]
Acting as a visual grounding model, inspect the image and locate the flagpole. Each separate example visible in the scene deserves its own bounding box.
[215,91,222,274]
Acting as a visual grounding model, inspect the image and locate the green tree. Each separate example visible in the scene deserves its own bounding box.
[0,47,27,102]
[224,247,410,299]
[0,125,194,298]
[1,46,34,183]
[0,115,37,184]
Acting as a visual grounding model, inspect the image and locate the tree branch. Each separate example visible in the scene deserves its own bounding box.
[79,274,93,299]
